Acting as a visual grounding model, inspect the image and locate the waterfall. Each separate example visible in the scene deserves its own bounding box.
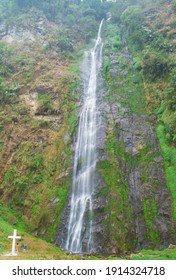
[65,20,104,253]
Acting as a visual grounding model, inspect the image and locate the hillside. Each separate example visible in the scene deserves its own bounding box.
[0,0,176,259]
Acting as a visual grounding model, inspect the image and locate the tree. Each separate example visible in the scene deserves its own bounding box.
[121,5,144,32]
[142,50,169,80]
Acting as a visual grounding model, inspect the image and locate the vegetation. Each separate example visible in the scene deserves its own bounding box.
[101,0,176,253]
[108,0,176,225]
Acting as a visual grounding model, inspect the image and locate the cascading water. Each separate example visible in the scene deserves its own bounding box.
[65,20,104,253]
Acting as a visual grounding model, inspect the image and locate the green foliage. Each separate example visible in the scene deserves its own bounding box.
[157,125,176,219]
[56,28,74,53]
[32,175,43,184]
[143,199,160,244]
[106,126,119,156]
[132,248,176,260]
[37,94,54,115]
[110,0,129,22]
[0,41,21,103]
[14,176,29,189]
[121,6,146,50]
[133,56,142,71]
[103,18,173,251]
[3,166,18,185]
[0,78,20,104]
[142,50,169,80]
[121,5,144,32]
[165,69,176,113]
[9,82,21,93]
[113,40,123,50]
[0,41,12,76]
[0,78,7,103]
[98,120,135,251]
[0,0,107,24]
[150,35,173,53]
[30,153,44,172]
[79,15,98,42]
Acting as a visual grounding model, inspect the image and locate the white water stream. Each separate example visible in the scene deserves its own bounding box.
[65,20,104,253]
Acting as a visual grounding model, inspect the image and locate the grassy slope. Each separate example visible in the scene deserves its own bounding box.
[1,218,176,260]
[0,10,82,251]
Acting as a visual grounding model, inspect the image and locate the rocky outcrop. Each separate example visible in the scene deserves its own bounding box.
[57,24,176,256]
[0,13,58,47]
[101,36,176,254]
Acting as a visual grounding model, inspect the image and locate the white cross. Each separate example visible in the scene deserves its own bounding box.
[8,229,21,256]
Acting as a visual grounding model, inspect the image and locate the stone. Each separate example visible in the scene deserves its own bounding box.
[168,244,176,249]
[56,170,69,180]
[64,132,70,145]
[48,198,59,206]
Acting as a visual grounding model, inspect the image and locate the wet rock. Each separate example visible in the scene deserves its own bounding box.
[56,170,69,180]
[64,132,70,145]
[48,198,59,207]
[154,156,163,163]
[0,14,58,48]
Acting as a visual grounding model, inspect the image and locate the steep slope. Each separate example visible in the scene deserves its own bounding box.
[97,0,176,255]
[98,21,176,255]
[0,0,106,249]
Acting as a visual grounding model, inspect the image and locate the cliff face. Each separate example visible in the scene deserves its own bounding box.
[57,16,176,255]
[98,30,176,254]
[0,11,79,241]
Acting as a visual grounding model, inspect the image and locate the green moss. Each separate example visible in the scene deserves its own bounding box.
[98,121,134,251]
[103,22,145,115]
[131,248,176,260]
[143,199,160,244]
[157,125,176,219]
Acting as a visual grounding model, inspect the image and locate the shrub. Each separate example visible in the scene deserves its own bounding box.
[121,5,144,32]
[37,94,54,115]
[133,57,142,71]
[142,50,169,80]
[56,28,74,52]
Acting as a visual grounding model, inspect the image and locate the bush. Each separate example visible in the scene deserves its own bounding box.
[113,41,123,50]
[150,35,173,53]
[133,57,142,71]
[121,5,144,32]
[165,71,176,112]
[142,50,169,80]
[0,42,12,76]
[37,94,54,115]
[56,28,74,53]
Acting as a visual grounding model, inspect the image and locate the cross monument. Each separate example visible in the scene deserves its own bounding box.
[8,229,21,256]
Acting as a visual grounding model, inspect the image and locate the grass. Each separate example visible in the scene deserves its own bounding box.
[98,121,135,252]
[157,125,176,219]
[1,216,176,260]
[1,213,176,260]
[0,218,93,260]
[131,248,176,260]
